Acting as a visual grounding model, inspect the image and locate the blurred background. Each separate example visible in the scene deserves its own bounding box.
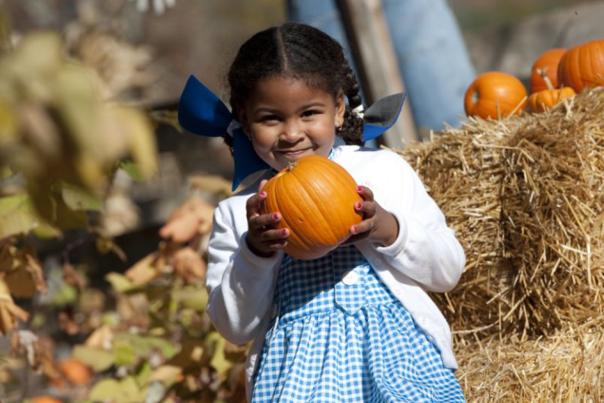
[4,0,604,185]
[1,1,604,401]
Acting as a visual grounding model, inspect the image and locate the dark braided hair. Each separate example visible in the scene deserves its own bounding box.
[226,22,364,146]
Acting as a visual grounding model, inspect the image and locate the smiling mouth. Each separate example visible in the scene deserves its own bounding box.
[277,148,311,157]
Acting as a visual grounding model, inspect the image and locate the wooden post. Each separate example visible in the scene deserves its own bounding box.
[337,0,418,147]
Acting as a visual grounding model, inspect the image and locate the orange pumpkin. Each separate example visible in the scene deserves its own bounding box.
[464,71,527,119]
[530,48,566,92]
[528,87,576,113]
[29,397,62,403]
[558,39,604,92]
[262,155,362,260]
[57,357,93,385]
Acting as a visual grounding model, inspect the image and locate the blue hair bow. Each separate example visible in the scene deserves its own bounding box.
[178,75,405,191]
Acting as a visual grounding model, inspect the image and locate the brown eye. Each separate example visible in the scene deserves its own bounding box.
[302,109,320,118]
[260,114,280,123]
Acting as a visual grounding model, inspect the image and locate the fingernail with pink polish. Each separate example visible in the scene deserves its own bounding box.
[273,213,280,220]
[350,225,357,234]
[259,191,267,198]
[355,202,362,210]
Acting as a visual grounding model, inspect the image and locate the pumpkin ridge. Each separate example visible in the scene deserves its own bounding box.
[328,163,362,230]
[304,158,356,242]
[290,163,339,245]
[272,174,314,252]
[590,46,603,85]
[292,160,346,244]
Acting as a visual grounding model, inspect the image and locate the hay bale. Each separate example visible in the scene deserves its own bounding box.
[500,89,604,335]
[397,123,512,336]
[396,88,604,337]
[456,324,604,401]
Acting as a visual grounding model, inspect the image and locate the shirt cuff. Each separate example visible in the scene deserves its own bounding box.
[239,232,283,270]
[375,213,408,257]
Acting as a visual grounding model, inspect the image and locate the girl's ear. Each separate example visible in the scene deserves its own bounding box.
[335,95,345,128]
[234,106,251,138]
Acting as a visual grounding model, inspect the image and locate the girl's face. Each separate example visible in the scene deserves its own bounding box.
[240,75,345,171]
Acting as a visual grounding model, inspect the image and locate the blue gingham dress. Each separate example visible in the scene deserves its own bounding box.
[251,245,465,402]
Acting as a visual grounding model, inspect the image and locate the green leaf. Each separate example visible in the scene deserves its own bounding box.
[207,332,232,378]
[135,361,153,387]
[111,333,178,366]
[50,283,78,306]
[118,161,144,182]
[88,376,144,402]
[73,345,115,372]
[171,286,208,312]
[105,272,138,293]
[113,338,138,366]
[0,193,40,238]
[61,181,102,211]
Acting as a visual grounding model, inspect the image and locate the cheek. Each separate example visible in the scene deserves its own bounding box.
[310,121,337,142]
[249,128,277,150]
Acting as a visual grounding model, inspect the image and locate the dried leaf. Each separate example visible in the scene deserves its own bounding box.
[159,197,214,242]
[84,324,114,350]
[125,252,159,286]
[171,247,206,284]
[165,339,206,371]
[3,251,46,298]
[62,263,87,290]
[149,365,183,386]
[0,279,29,334]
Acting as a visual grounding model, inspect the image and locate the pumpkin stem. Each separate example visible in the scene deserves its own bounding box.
[537,67,555,90]
[286,159,296,171]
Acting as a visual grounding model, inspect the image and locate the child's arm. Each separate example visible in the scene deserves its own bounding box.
[354,150,465,293]
[205,197,284,345]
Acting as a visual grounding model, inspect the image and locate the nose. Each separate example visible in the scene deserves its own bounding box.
[280,120,303,142]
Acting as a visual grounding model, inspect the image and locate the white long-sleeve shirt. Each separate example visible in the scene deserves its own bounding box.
[206,145,465,392]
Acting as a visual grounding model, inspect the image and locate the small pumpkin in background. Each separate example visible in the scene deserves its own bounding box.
[464,71,527,119]
[530,48,566,93]
[528,67,576,113]
[262,155,362,260]
[57,357,93,386]
[558,39,604,92]
[29,397,62,403]
[528,87,576,113]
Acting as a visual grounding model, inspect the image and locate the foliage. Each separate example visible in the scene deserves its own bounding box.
[0,22,246,402]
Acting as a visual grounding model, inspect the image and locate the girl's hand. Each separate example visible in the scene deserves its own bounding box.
[345,185,399,247]
[245,180,289,257]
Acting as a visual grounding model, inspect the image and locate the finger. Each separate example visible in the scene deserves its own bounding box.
[266,239,288,250]
[350,218,375,237]
[258,179,268,192]
[249,212,282,232]
[246,190,268,219]
[357,185,374,202]
[354,200,377,219]
[260,227,289,242]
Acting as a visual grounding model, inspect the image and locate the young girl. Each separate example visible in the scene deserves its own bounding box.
[179,22,466,402]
